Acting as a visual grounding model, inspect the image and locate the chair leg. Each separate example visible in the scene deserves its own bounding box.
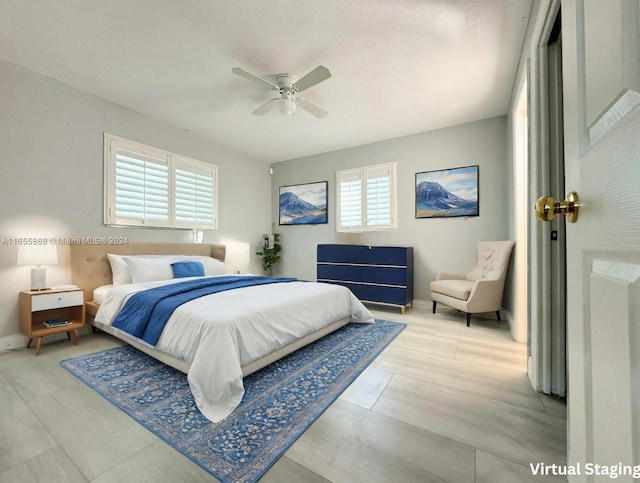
[466,313,471,327]
[432,301,437,314]
[496,310,501,321]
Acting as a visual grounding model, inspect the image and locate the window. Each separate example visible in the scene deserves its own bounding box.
[336,162,397,232]
[104,134,218,229]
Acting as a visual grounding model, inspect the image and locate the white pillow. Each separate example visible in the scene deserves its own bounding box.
[190,256,229,276]
[107,254,132,285]
[124,256,175,284]
[119,255,229,284]
[107,253,172,285]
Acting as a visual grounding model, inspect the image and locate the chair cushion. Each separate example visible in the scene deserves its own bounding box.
[430,279,475,301]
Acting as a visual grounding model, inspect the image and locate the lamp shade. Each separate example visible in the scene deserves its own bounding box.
[17,244,58,290]
[224,242,250,274]
[17,244,59,266]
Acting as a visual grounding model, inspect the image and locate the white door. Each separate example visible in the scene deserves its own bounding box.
[561,1,640,480]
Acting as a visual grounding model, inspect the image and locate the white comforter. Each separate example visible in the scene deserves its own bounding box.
[95,275,374,422]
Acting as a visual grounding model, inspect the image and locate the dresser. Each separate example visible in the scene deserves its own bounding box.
[317,244,414,313]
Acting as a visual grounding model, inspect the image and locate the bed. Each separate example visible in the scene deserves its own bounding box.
[69,242,374,422]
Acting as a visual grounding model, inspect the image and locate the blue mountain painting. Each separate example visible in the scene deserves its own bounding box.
[279,191,327,224]
[416,181,478,217]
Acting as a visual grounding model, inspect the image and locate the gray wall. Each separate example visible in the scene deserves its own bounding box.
[0,59,271,340]
[271,116,511,305]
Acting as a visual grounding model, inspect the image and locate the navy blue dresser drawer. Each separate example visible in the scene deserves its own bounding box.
[317,244,409,266]
[338,282,410,307]
[317,264,407,286]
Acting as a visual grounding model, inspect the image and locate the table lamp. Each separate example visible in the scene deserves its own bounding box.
[224,242,250,274]
[17,244,59,290]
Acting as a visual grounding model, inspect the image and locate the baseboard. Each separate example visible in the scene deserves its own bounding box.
[504,309,516,339]
[412,299,431,310]
[0,329,89,354]
[0,333,28,353]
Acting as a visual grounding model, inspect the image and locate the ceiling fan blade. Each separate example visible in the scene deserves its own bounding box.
[232,67,279,90]
[252,98,280,115]
[297,99,329,119]
[292,65,331,92]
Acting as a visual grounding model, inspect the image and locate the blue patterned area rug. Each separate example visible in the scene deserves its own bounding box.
[61,319,405,482]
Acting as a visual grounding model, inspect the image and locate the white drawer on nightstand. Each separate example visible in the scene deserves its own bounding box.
[31,290,83,312]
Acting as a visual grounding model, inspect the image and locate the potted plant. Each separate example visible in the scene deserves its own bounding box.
[256,233,281,276]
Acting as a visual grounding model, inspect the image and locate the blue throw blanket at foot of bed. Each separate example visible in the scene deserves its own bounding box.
[111,275,296,345]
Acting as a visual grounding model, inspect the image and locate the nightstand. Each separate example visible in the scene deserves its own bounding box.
[19,289,85,356]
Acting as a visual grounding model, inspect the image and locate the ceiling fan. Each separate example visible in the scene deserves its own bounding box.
[232,65,331,118]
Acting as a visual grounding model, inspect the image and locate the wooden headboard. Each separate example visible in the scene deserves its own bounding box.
[69,242,226,304]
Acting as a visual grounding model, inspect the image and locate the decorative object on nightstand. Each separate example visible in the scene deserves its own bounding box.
[19,287,85,355]
[17,244,59,290]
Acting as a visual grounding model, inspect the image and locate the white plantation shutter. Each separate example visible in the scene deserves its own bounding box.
[366,164,392,227]
[336,162,396,232]
[105,134,218,229]
[174,158,217,229]
[113,149,169,226]
[337,169,363,231]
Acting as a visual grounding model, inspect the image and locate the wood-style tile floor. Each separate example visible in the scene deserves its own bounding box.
[0,307,567,482]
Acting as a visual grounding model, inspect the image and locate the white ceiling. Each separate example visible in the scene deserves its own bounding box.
[0,0,532,163]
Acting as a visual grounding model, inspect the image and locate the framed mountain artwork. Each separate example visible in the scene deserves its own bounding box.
[279,181,328,225]
[415,165,479,218]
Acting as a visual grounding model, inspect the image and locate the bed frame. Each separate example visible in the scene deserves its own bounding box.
[69,242,349,376]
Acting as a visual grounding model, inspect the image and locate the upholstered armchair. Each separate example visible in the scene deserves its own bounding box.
[430,241,515,327]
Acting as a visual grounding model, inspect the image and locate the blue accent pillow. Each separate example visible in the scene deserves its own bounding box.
[171,260,205,278]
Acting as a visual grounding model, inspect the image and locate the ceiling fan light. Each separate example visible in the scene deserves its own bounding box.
[280,98,296,115]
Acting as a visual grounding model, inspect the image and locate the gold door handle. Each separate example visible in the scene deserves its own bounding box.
[535,191,580,223]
